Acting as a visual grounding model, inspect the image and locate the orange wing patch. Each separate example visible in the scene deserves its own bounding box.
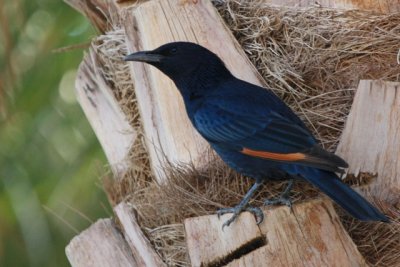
[241,147,306,161]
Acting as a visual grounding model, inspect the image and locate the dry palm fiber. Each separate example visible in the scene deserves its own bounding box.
[92,2,400,266]
[214,0,400,150]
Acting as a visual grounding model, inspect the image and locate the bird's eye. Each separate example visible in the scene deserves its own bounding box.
[170,47,177,54]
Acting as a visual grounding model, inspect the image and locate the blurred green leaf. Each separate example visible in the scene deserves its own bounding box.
[0,1,109,266]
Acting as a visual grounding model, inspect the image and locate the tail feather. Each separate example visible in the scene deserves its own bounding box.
[302,169,389,222]
[301,145,349,173]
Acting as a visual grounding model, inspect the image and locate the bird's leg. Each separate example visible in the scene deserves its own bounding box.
[217,181,263,229]
[264,179,294,208]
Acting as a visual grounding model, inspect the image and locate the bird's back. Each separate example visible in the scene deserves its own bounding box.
[205,78,310,131]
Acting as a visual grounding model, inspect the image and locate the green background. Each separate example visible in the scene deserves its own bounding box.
[0,0,109,266]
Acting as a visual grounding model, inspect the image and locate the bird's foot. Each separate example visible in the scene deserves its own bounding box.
[264,179,294,209]
[217,206,264,230]
[263,196,292,208]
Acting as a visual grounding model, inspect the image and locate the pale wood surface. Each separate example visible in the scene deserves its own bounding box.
[184,212,263,267]
[75,49,136,176]
[266,0,400,13]
[254,199,366,267]
[114,202,167,267]
[336,80,400,202]
[66,219,137,267]
[123,0,265,181]
[185,199,366,267]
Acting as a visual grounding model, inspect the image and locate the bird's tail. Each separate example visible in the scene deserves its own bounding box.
[302,169,389,222]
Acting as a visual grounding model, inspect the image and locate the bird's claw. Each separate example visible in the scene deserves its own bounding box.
[217,207,235,218]
[264,180,294,209]
[264,196,292,208]
[221,213,238,230]
[245,206,264,225]
[217,206,264,230]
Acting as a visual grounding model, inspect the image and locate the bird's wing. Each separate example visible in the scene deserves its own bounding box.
[194,93,347,172]
[194,101,314,151]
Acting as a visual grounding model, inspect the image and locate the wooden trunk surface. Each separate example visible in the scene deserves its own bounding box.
[67,203,166,267]
[337,80,400,202]
[65,219,138,267]
[75,49,136,176]
[114,202,167,267]
[185,199,367,267]
[185,212,263,267]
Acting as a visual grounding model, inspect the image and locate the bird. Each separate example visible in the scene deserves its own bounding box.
[124,41,389,228]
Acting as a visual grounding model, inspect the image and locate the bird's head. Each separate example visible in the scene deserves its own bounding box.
[124,42,232,88]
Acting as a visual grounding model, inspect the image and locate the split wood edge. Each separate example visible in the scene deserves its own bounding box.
[114,203,167,267]
[65,219,138,267]
[337,80,400,203]
[66,203,166,267]
[185,198,367,267]
[75,48,136,176]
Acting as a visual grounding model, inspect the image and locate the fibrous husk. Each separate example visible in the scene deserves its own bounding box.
[214,0,400,151]
[93,1,399,266]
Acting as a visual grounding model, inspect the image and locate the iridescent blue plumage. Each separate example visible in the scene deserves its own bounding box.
[125,42,389,226]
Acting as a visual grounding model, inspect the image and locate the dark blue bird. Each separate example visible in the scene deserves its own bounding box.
[125,42,389,227]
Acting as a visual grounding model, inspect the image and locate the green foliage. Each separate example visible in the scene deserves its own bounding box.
[0,1,109,266]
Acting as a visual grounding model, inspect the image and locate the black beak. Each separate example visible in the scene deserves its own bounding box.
[124,51,164,63]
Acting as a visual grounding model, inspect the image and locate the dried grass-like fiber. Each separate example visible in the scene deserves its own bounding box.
[93,27,154,200]
[106,154,399,267]
[94,3,400,267]
[337,208,400,267]
[215,0,400,151]
[105,154,319,266]
[92,28,140,129]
